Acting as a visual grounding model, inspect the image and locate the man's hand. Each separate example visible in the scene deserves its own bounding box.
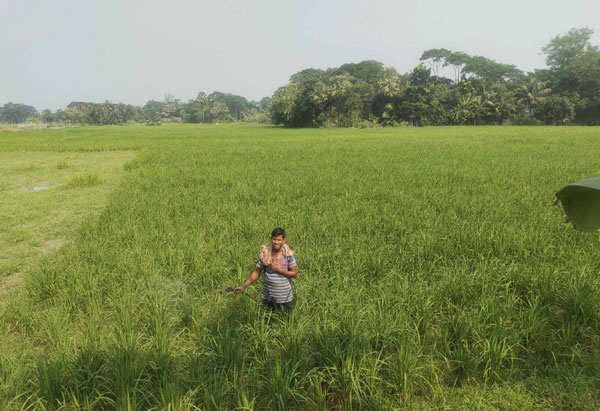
[269,260,285,274]
[234,285,244,294]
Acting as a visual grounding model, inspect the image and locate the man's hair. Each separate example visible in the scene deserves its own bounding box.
[271,227,286,238]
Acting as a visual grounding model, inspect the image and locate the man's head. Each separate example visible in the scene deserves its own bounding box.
[271,227,286,250]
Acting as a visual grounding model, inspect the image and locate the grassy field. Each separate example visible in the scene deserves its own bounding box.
[1,124,600,409]
[0,150,134,281]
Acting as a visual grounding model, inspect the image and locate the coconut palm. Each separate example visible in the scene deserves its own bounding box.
[514,78,552,115]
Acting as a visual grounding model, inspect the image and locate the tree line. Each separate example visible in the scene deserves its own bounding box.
[271,28,600,127]
[1,92,272,126]
[2,28,599,127]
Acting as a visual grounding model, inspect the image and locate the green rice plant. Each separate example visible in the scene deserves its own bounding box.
[66,173,104,188]
[362,252,386,281]
[447,312,473,348]
[55,388,115,411]
[206,326,244,372]
[311,312,369,370]
[70,346,110,402]
[147,383,201,411]
[69,305,107,396]
[272,315,312,375]
[384,341,426,400]
[35,358,67,408]
[0,355,36,411]
[200,372,234,411]
[518,295,551,355]
[535,270,560,310]
[260,358,306,411]
[240,313,274,359]
[114,388,141,411]
[560,274,597,330]
[233,380,257,411]
[439,312,479,385]
[143,288,177,384]
[480,326,518,383]
[439,275,474,309]
[445,345,478,386]
[26,265,60,304]
[37,307,72,354]
[407,294,436,342]
[2,393,42,411]
[176,292,197,329]
[322,350,384,410]
[304,372,329,411]
[557,319,579,352]
[106,296,151,409]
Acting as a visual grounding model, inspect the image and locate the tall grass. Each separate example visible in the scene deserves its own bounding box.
[2,124,600,408]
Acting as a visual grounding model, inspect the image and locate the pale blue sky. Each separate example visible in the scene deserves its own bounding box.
[1,0,599,110]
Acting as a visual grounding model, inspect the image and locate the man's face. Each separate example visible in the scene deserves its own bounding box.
[271,235,285,250]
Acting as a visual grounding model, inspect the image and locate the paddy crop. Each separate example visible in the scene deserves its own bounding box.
[1,124,600,409]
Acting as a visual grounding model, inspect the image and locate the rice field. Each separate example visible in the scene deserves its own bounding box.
[1,124,600,409]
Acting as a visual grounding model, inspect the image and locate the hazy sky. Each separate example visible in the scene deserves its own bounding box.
[1,0,599,110]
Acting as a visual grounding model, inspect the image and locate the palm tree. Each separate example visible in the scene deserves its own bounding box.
[376,68,404,98]
[514,78,551,115]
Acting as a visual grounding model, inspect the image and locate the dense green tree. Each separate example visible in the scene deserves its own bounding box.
[372,67,406,124]
[541,28,600,124]
[60,101,137,125]
[142,100,163,123]
[312,74,356,126]
[258,96,272,111]
[462,55,524,82]
[184,92,209,123]
[161,95,184,122]
[534,95,575,125]
[420,49,452,76]
[335,60,385,83]
[271,84,302,126]
[207,92,255,121]
[542,28,598,69]
[208,101,232,122]
[398,65,450,126]
[63,104,88,124]
[445,51,470,83]
[289,68,324,84]
[1,102,38,123]
[272,77,322,127]
[54,109,65,122]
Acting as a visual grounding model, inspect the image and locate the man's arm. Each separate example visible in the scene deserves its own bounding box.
[235,267,262,293]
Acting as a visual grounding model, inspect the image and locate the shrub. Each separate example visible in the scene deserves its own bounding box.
[534,95,575,125]
[66,174,104,188]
